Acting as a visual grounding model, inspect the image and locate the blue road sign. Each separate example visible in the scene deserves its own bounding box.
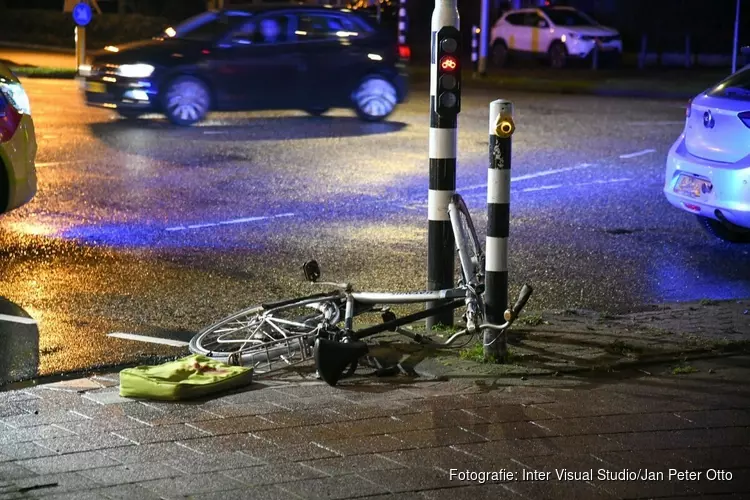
[72,2,93,27]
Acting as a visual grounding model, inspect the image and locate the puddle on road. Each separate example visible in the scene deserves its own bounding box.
[0,296,39,386]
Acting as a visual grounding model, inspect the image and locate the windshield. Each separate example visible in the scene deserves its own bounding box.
[543,9,598,27]
[708,68,750,101]
[164,11,250,41]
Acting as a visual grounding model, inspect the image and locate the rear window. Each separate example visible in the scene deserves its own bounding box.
[708,68,750,101]
[543,8,597,27]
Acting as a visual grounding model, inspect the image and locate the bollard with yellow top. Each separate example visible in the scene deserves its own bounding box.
[484,99,515,362]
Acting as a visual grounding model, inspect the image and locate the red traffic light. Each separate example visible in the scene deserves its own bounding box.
[440,55,458,71]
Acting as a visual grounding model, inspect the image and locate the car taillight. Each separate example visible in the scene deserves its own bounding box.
[0,95,22,143]
[686,98,693,118]
[398,44,411,60]
[739,111,750,128]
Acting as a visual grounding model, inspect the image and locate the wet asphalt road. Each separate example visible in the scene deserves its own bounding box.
[1,77,747,380]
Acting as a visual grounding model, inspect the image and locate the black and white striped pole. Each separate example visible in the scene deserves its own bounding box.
[471,25,479,75]
[426,0,461,330]
[398,0,408,47]
[484,99,515,361]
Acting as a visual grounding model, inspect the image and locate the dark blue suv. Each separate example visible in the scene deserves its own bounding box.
[81,6,408,125]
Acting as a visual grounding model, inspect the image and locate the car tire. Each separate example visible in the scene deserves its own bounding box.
[305,107,330,117]
[491,40,509,67]
[162,76,211,126]
[697,216,750,243]
[352,76,398,122]
[116,109,144,120]
[549,42,568,69]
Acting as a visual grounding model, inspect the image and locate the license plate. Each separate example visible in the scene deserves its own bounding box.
[674,174,712,199]
[86,82,106,93]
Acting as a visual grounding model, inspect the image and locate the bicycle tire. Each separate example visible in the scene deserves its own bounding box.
[189,296,346,373]
[451,194,485,287]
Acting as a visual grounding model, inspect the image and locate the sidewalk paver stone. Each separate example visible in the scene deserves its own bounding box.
[55,416,149,435]
[222,462,329,486]
[536,412,697,436]
[34,433,134,454]
[0,441,57,461]
[257,442,341,463]
[465,404,556,423]
[675,409,750,428]
[277,473,390,499]
[176,435,279,455]
[94,483,164,500]
[0,463,36,481]
[8,472,98,496]
[0,425,75,444]
[0,410,91,429]
[138,470,246,498]
[507,479,617,500]
[395,410,490,429]
[192,485,302,500]
[387,427,489,448]
[99,442,201,464]
[77,462,183,486]
[420,484,519,499]
[359,466,460,493]
[464,421,554,440]
[301,454,404,476]
[15,451,119,475]
[318,434,408,456]
[202,401,287,417]
[191,415,278,435]
[112,423,211,444]
[611,428,750,451]
[163,450,265,474]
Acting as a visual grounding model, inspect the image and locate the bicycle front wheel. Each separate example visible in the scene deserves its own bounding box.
[189,295,344,374]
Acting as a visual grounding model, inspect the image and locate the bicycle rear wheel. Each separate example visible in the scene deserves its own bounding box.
[449,194,485,287]
[189,295,345,374]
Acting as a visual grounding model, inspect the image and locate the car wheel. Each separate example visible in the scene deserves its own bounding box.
[697,216,750,243]
[352,76,398,122]
[549,42,568,69]
[305,107,330,117]
[116,109,143,120]
[491,41,509,67]
[162,76,210,126]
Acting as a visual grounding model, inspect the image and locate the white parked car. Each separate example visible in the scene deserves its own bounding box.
[664,69,750,243]
[489,6,622,69]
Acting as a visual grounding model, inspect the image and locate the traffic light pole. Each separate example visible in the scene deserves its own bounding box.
[426,0,461,329]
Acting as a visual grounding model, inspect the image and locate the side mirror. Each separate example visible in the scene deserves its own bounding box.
[303,260,321,282]
[538,20,548,28]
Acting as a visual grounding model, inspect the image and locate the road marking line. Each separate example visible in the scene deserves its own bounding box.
[107,332,189,347]
[459,163,595,191]
[628,121,684,125]
[520,184,563,192]
[0,314,37,325]
[620,149,656,159]
[203,130,228,135]
[165,213,295,232]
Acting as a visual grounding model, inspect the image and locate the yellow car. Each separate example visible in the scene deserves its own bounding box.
[0,63,36,214]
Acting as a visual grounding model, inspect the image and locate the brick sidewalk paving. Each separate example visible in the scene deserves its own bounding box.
[2,356,750,499]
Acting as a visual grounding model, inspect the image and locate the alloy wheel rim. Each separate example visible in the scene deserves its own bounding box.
[353,78,397,118]
[166,80,209,122]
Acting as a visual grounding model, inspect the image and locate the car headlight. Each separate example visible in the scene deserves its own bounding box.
[116,64,155,78]
[0,81,31,115]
